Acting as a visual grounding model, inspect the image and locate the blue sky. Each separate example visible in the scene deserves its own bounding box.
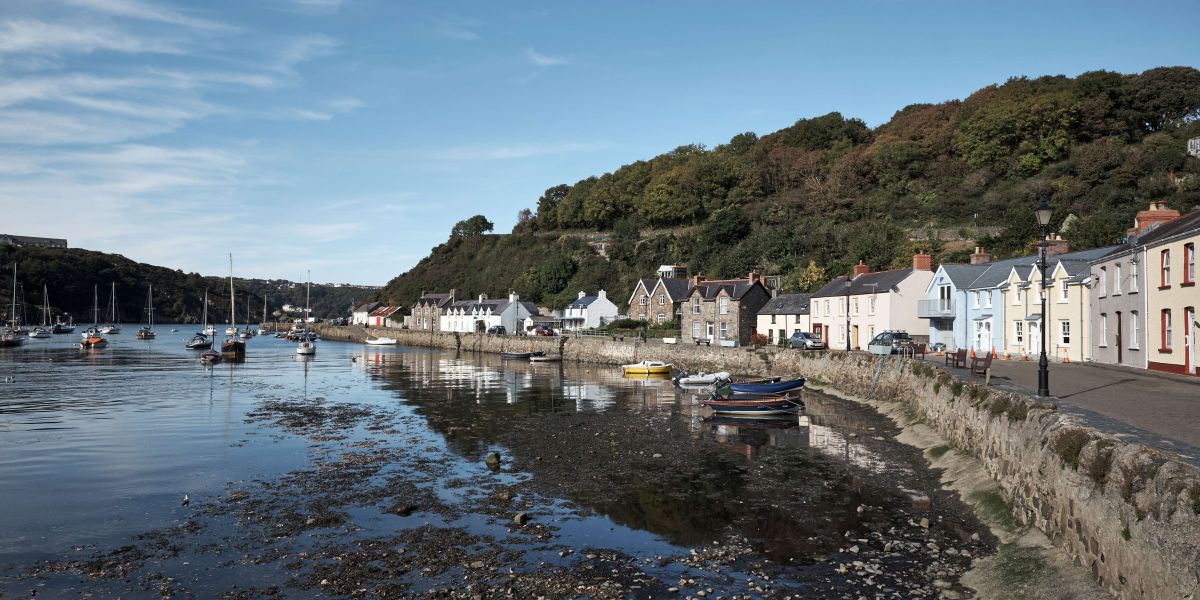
[2,1,1197,285]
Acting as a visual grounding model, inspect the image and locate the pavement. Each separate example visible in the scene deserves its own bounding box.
[932,354,1200,466]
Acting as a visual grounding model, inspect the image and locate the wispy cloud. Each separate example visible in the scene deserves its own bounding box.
[272,97,363,121]
[274,34,339,69]
[58,0,235,32]
[430,141,602,161]
[286,0,347,16]
[431,15,480,41]
[0,18,182,56]
[526,47,568,67]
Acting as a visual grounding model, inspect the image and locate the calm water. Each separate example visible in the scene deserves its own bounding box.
[0,327,976,596]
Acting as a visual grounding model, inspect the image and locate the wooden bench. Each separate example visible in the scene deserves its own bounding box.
[945,348,968,368]
[911,343,927,359]
[611,335,625,341]
[970,353,994,377]
[695,339,711,346]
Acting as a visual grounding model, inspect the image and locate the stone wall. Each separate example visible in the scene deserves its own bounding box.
[317,325,1200,599]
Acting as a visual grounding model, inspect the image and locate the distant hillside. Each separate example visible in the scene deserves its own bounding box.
[0,246,376,324]
[385,67,1200,308]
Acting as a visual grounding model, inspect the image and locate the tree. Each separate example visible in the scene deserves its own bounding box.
[450,215,494,239]
[784,260,828,292]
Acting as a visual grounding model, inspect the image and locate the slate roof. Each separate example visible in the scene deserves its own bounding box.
[812,268,916,298]
[1132,210,1200,246]
[964,246,1118,290]
[415,292,455,308]
[939,265,989,289]
[567,295,598,308]
[757,294,813,316]
[691,280,763,301]
[353,301,382,314]
[658,278,693,301]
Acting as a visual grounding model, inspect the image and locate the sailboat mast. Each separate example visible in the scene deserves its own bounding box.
[229,254,235,332]
[306,270,311,324]
[203,289,208,329]
[93,285,99,326]
[9,264,16,328]
[43,284,49,326]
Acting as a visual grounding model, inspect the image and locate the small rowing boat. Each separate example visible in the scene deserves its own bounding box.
[501,351,544,360]
[200,349,221,363]
[529,354,561,362]
[365,336,397,345]
[723,377,806,395]
[621,360,672,375]
[701,395,803,415]
[674,370,731,386]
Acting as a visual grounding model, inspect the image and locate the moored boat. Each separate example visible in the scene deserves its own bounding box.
[79,335,108,349]
[221,254,245,359]
[701,395,803,415]
[674,370,731,386]
[200,349,222,363]
[722,377,806,395]
[136,284,156,339]
[186,333,211,350]
[294,271,316,356]
[621,360,673,375]
[365,336,397,345]
[501,351,544,359]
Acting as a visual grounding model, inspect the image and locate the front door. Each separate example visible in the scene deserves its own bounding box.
[813,323,823,339]
[851,325,859,349]
[1186,307,1196,375]
[1115,311,1123,364]
[1027,321,1041,355]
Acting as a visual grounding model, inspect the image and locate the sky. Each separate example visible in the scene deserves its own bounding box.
[1,1,1197,285]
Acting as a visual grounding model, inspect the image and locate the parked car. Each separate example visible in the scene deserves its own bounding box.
[788,331,827,350]
[533,326,556,336]
[929,342,947,353]
[868,330,914,353]
[486,325,507,335]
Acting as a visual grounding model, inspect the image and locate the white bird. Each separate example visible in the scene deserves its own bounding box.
[181,494,190,506]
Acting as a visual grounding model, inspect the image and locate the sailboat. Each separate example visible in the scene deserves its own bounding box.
[259,295,269,335]
[80,285,108,349]
[136,285,156,339]
[188,290,213,349]
[296,271,316,355]
[100,282,121,334]
[220,254,245,359]
[1,264,25,347]
[239,296,254,339]
[29,285,52,338]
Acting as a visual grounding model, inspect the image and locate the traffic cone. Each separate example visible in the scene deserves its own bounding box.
[969,347,975,359]
[1003,351,1010,361]
[991,347,997,359]
[1062,349,1070,363]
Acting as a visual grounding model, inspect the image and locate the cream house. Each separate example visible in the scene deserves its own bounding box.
[809,254,935,350]
[1141,211,1200,377]
[1000,250,1116,363]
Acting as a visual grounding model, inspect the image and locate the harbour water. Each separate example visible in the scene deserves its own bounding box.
[0,329,992,597]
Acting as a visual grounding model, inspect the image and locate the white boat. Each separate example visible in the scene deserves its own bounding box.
[29,285,52,338]
[674,370,731,386]
[529,354,562,362]
[136,284,156,339]
[365,336,397,345]
[295,270,316,356]
[100,282,121,334]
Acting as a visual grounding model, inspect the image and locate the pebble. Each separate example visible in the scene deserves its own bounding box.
[652,453,663,458]
[513,512,530,525]
[919,517,930,529]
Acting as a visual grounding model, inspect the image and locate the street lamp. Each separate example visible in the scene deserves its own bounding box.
[1035,196,1053,397]
[844,278,853,352]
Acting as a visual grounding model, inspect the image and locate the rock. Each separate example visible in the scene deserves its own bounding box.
[652,453,663,458]
[391,504,418,517]
[933,579,950,589]
[513,512,530,525]
[856,505,865,514]
[919,517,930,529]
[484,452,501,469]
[470,561,485,569]
[940,592,962,600]
[848,545,859,554]
[970,532,980,541]
[667,588,678,594]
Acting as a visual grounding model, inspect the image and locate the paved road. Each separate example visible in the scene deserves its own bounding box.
[935,356,1200,465]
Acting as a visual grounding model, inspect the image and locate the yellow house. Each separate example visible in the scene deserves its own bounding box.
[1141,211,1200,377]
[1000,251,1107,363]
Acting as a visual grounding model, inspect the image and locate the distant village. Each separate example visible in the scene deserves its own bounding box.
[353,202,1199,379]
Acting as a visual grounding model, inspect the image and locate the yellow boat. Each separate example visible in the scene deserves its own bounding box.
[621,360,673,375]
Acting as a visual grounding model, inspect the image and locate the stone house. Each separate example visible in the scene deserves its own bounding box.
[755,293,813,345]
[560,290,619,330]
[810,254,935,350]
[627,277,692,324]
[411,289,456,332]
[681,273,771,346]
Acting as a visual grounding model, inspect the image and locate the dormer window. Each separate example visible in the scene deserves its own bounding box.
[719,297,729,315]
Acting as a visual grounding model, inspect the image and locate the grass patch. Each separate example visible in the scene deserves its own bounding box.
[1121,525,1131,540]
[1052,428,1093,470]
[933,381,942,395]
[969,490,1020,532]
[951,381,964,397]
[928,444,951,459]
[1085,439,1116,487]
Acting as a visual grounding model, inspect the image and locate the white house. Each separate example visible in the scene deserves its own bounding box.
[560,290,619,330]
[809,253,935,350]
[352,301,382,326]
[367,305,403,328]
[441,293,538,334]
[755,293,813,345]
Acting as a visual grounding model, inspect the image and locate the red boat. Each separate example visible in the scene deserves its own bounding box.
[701,395,803,415]
[80,335,107,349]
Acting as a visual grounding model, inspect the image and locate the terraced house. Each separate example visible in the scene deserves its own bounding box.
[627,265,692,324]
[1142,210,1200,376]
[410,289,456,332]
[681,273,770,346]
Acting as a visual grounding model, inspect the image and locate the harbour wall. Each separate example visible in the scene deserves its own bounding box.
[318,325,1200,599]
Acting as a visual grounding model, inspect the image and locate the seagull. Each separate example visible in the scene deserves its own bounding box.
[351,356,358,363]
[181,494,190,506]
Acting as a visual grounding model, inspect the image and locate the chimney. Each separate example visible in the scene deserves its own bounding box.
[748,270,758,284]
[509,291,519,303]
[692,274,702,287]
[1045,235,1069,257]
[478,293,487,303]
[449,288,457,301]
[598,289,606,299]
[912,252,932,271]
[1128,200,1181,238]
[578,290,586,299]
[970,246,993,265]
[852,261,870,277]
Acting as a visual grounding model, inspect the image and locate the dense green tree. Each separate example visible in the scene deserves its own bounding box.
[450,215,494,239]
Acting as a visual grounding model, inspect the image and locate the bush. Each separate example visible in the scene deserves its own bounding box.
[750,333,768,346]
[1053,429,1093,469]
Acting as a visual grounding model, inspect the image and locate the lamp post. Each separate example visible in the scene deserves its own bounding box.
[844,278,852,352]
[1035,196,1053,397]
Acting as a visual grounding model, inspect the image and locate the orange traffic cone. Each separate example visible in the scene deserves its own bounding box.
[1003,351,1010,361]
[969,347,976,359]
[991,347,997,359]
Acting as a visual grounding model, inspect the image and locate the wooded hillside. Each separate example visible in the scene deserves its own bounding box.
[381,68,1200,308]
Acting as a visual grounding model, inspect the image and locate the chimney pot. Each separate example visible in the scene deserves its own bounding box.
[912,252,932,271]
[852,261,870,277]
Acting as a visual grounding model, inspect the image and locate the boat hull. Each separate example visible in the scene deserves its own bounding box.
[725,377,806,394]
[365,337,397,345]
[701,397,802,415]
[79,337,107,349]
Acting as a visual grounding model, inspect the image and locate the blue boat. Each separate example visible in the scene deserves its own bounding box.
[701,396,803,415]
[725,377,806,395]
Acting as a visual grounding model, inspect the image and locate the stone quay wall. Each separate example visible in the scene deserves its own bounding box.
[318,325,1200,599]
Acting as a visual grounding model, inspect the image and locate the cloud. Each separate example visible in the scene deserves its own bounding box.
[274,34,339,69]
[0,18,181,56]
[285,0,347,15]
[431,16,480,41]
[57,0,235,31]
[272,97,363,121]
[525,47,568,67]
[430,141,602,161]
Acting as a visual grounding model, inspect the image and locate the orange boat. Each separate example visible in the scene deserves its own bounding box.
[80,335,107,349]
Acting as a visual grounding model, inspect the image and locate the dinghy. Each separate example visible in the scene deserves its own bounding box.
[621,360,673,375]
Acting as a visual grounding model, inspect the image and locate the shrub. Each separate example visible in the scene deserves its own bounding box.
[750,333,768,346]
[1085,440,1116,486]
[1052,429,1093,469]
[950,381,964,397]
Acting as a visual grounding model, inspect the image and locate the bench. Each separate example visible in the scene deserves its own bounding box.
[970,353,994,378]
[611,335,624,341]
[945,348,968,368]
[694,339,711,346]
[913,343,927,359]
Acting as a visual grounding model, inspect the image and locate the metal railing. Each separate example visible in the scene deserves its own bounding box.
[917,299,955,319]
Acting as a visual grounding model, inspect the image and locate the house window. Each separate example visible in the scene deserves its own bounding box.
[1161,250,1171,287]
[869,295,877,314]
[658,294,665,305]
[938,285,951,311]
[719,297,729,315]
[1130,312,1140,350]
[826,300,831,315]
[767,329,774,341]
[706,322,714,338]
[639,296,647,306]
[719,322,728,340]
[1114,263,1122,294]
[770,314,776,324]
[1161,310,1172,350]
[1099,314,1107,347]
[1014,288,1023,305]
[691,298,700,314]
[985,291,992,308]
[1130,263,1139,292]
[1185,243,1195,284]
[1098,267,1107,297]
[692,321,700,339]
[973,291,980,308]
[853,298,859,315]
[1060,320,1070,346]
[1014,321,1024,345]
[656,313,665,325]
[1059,283,1068,303]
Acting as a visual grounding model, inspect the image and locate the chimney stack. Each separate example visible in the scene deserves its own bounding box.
[912,252,932,271]
[970,246,993,265]
[748,270,758,284]
[577,290,586,299]
[852,261,870,277]
[1128,200,1181,238]
[692,274,702,287]
[1045,235,1069,257]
